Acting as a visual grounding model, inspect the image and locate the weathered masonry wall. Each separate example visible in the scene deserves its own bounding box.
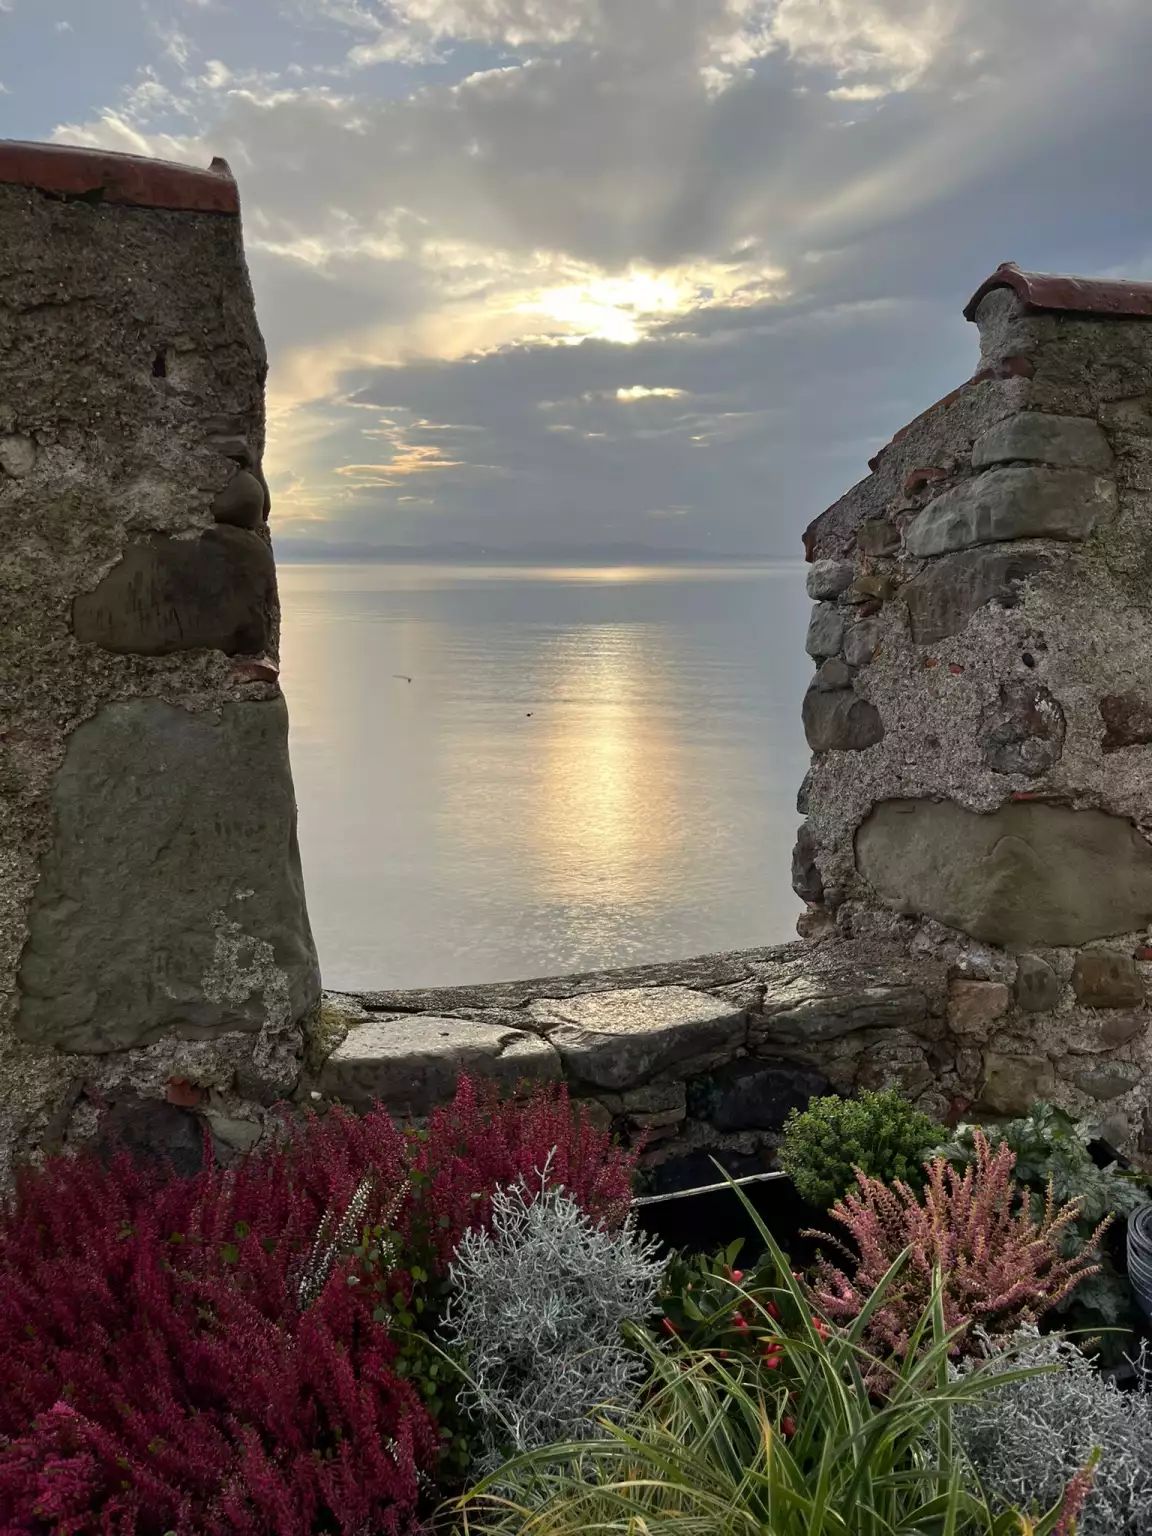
[315,933,944,1187]
[7,159,1152,1197]
[0,143,320,1190]
[309,262,1152,1174]
[794,262,1152,1150]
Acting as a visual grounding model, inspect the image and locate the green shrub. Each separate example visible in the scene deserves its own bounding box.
[779,1088,946,1210]
[451,1182,1089,1535]
[934,1102,1150,1351]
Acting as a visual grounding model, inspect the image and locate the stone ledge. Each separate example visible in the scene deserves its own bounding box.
[528,986,749,1091]
[311,942,951,1125]
[352,944,798,1015]
[318,1014,560,1116]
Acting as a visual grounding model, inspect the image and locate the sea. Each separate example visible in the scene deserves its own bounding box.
[277,560,812,991]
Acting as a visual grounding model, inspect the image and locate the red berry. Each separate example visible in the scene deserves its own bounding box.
[764,1353,783,1369]
[781,1416,796,1437]
[729,1269,744,1283]
[766,1300,779,1320]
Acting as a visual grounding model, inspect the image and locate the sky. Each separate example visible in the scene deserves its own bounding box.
[2,1,1152,557]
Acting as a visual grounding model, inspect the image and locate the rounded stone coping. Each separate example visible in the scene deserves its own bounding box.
[0,141,239,214]
[964,261,1152,321]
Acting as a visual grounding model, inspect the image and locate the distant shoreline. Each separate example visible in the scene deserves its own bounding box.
[274,546,790,566]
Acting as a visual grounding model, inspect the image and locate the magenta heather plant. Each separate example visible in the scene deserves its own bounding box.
[407,1075,638,1266]
[0,1075,640,1533]
[808,1129,1107,1369]
[0,1128,435,1535]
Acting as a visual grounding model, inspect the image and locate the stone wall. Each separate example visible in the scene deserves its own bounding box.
[795,261,1152,1150]
[313,933,945,1188]
[322,262,1152,1174]
[0,143,320,1191]
[7,158,1152,1198]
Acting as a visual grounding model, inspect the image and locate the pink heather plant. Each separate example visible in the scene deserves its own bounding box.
[808,1129,1107,1371]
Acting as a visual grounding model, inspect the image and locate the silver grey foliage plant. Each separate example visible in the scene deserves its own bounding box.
[953,1327,1152,1535]
[440,1158,666,1472]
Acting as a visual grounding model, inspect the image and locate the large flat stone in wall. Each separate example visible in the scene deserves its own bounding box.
[529,987,747,1090]
[72,528,276,656]
[16,697,320,1051]
[905,467,1116,557]
[856,798,1152,948]
[319,1016,560,1116]
[899,548,1053,644]
[753,982,929,1050]
[971,413,1113,472]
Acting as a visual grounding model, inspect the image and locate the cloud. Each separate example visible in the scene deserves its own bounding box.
[615,386,689,401]
[47,0,1152,553]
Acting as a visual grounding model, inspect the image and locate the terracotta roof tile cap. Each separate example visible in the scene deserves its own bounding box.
[0,141,239,214]
[964,260,1152,321]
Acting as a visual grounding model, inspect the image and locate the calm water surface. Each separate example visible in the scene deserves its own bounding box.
[277,562,812,990]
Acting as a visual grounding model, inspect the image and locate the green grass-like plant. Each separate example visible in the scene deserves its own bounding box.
[780,1088,947,1211]
[448,1176,1092,1535]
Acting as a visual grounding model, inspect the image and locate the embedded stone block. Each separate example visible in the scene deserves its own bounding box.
[1095,1013,1147,1049]
[856,798,1152,948]
[815,658,855,691]
[947,980,1011,1039]
[686,1062,831,1132]
[318,1015,560,1115]
[971,412,1113,473]
[94,1100,206,1179]
[754,983,928,1048]
[979,683,1066,777]
[850,573,897,602]
[796,771,811,815]
[211,469,267,530]
[15,697,320,1051]
[899,548,1052,644]
[529,987,748,1091]
[905,467,1117,557]
[980,1052,1056,1115]
[1014,953,1061,1012]
[1071,952,1145,1009]
[1100,695,1152,754]
[0,433,36,477]
[791,824,824,904]
[806,560,854,600]
[856,518,900,555]
[843,617,882,667]
[1073,1063,1143,1101]
[72,527,276,656]
[802,686,884,753]
[805,602,845,658]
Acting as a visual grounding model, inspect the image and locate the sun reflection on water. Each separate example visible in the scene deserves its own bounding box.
[525,624,681,904]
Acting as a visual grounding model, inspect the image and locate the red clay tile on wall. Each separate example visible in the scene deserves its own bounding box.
[0,141,239,214]
[964,261,1152,321]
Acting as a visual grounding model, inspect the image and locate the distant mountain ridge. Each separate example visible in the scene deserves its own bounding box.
[274,538,773,564]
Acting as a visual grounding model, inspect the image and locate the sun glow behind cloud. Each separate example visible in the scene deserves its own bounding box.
[31,0,1150,554]
[513,259,788,346]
